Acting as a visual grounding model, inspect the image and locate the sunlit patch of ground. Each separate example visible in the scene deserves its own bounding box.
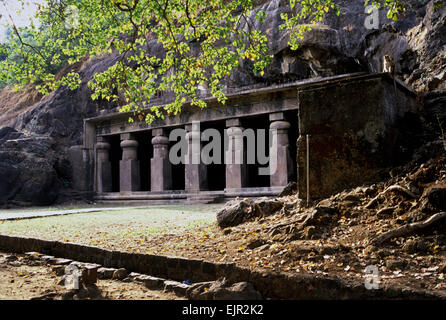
[0,205,222,252]
[0,204,143,218]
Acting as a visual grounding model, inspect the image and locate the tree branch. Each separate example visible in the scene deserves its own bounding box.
[371,212,446,245]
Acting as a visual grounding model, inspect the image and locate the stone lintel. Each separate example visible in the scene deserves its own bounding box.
[120,133,135,141]
[226,118,242,128]
[152,128,165,137]
[185,122,201,132]
[96,136,108,143]
[269,112,285,121]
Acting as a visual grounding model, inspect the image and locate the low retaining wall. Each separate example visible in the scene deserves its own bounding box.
[0,234,441,299]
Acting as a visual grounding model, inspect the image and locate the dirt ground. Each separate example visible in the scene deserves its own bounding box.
[0,205,219,250]
[0,252,182,300]
[0,154,445,298]
[85,153,445,295]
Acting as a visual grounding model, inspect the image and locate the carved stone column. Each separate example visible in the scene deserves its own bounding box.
[151,128,172,191]
[185,123,207,192]
[119,133,140,192]
[96,136,112,193]
[269,112,292,187]
[225,118,247,189]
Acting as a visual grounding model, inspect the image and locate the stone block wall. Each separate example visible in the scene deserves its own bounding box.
[68,145,94,193]
[297,75,417,200]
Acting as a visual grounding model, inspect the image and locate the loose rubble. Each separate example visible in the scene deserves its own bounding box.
[0,252,182,300]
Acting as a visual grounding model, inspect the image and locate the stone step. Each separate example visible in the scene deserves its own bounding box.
[186,195,224,204]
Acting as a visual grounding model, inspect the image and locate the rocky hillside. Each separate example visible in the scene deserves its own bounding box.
[0,0,445,206]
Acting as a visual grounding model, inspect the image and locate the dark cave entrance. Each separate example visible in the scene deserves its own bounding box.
[201,120,226,191]
[243,114,271,188]
[108,135,121,192]
[135,131,152,191]
[168,127,186,191]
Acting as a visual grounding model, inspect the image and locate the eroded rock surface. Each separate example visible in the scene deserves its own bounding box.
[0,0,444,205]
[186,278,262,300]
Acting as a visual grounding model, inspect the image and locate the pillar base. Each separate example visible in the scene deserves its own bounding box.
[97,161,112,193]
[151,158,172,191]
[120,159,140,192]
[225,163,247,189]
[185,163,208,192]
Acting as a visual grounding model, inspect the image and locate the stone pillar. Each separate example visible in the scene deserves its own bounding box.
[119,133,140,192]
[269,112,292,187]
[225,118,247,189]
[185,123,208,192]
[151,128,172,191]
[96,136,112,193]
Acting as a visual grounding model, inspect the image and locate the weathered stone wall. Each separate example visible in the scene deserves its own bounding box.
[297,75,417,200]
[0,1,443,206]
[67,146,94,194]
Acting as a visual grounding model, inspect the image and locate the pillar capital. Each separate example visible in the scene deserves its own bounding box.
[226,126,244,136]
[95,141,110,150]
[120,139,139,149]
[270,120,291,131]
[185,122,200,133]
[269,112,285,121]
[185,130,201,141]
[226,118,242,128]
[152,128,166,137]
[120,133,135,141]
[121,138,138,161]
[151,135,169,145]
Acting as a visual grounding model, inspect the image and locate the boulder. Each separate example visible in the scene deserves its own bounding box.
[217,197,283,228]
[186,278,262,300]
[278,182,298,197]
[0,135,60,206]
[427,188,446,211]
[403,239,429,254]
[112,268,129,280]
[97,267,117,280]
[0,127,19,146]
[302,206,336,227]
[163,280,190,296]
[386,259,408,271]
[252,197,283,217]
[216,199,254,228]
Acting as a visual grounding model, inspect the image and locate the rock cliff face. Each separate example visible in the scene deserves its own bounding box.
[0,0,444,206]
[0,54,122,206]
